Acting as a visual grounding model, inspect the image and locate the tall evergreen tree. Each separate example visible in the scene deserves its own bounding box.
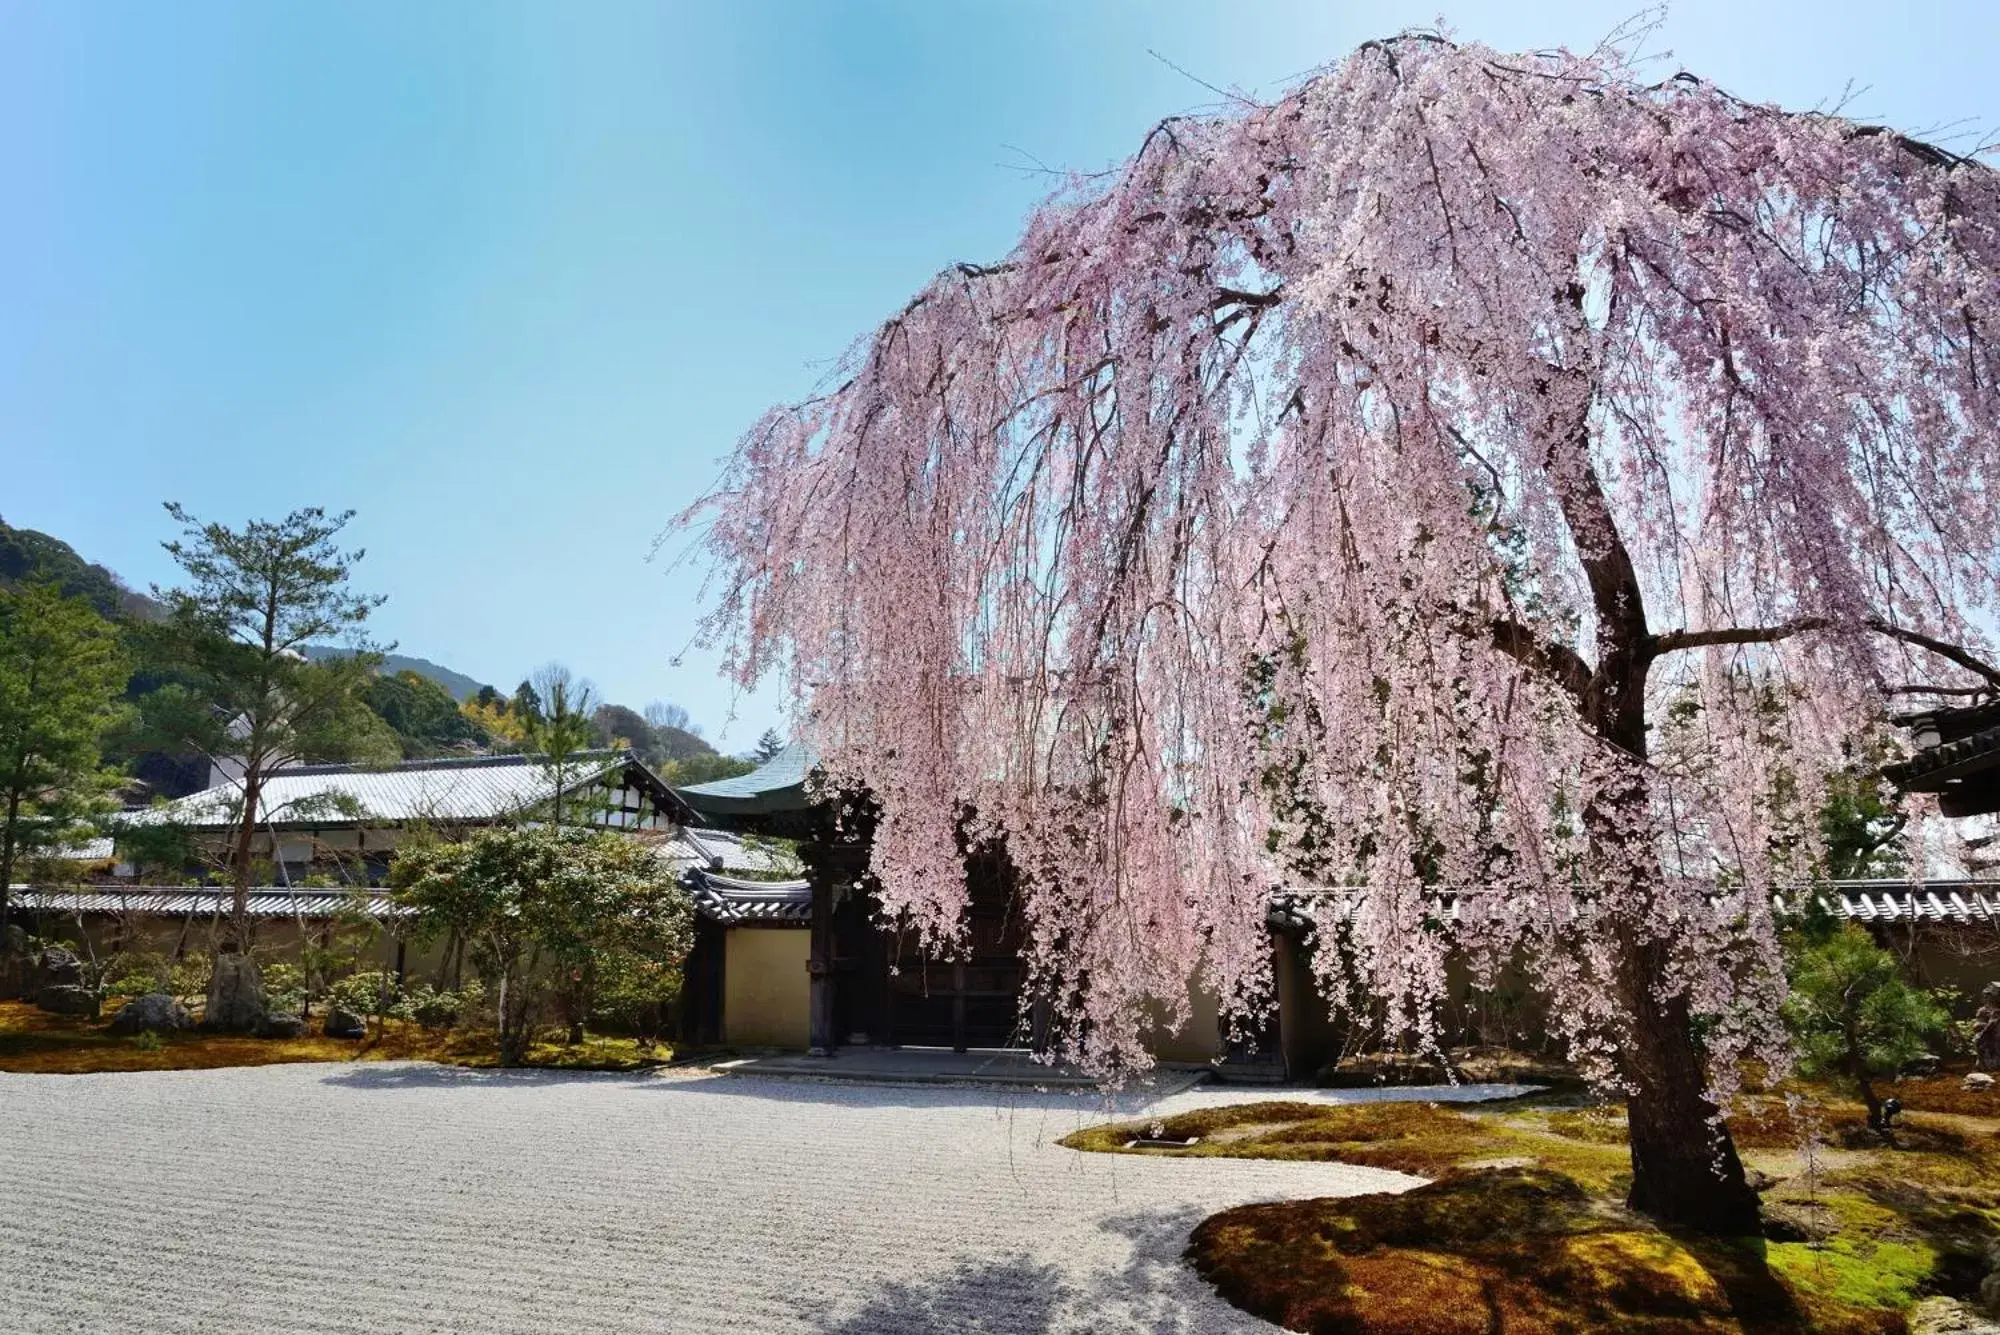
[138,505,389,980]
[0,583,129,932]
[521,663,599,828]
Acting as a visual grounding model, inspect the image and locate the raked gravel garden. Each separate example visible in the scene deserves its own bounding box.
[0,1062,1525,1334]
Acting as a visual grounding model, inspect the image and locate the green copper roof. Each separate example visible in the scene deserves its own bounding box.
[676,742,814,816]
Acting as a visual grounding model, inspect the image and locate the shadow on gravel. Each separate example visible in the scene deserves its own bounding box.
[639,1068,1145,1113]
[317,1063,661,1091]
[806,1207,1228,1335]
[640,1068,1535,1118]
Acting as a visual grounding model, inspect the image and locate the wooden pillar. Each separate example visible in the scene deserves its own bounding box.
[807,866,836,1057]
[951,960,969,1054]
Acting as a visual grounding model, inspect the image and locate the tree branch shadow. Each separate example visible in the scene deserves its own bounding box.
[806,1206,1238,1335]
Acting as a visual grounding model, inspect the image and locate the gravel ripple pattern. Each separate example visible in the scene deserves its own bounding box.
[0,1062,1528,1334]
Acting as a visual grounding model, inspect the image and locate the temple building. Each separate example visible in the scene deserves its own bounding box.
[14,750,783,975]
[1887,701,2000,819]
[672,745,1270,1073]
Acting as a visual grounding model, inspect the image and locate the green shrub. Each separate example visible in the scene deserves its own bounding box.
[1785,924,1947,1131]
[395,982,480,1030]
[169,952,212,1005]
[327,969,400,1018]
[261,961,306,1017]
[103,951,173,997]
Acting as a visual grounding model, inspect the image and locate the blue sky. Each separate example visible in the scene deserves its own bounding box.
[4,1,1996,750]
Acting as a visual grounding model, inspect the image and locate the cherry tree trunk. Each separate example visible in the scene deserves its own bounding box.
[1613,928,1763,1235]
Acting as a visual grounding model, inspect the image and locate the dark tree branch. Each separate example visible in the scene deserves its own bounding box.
[1650,615,2000,690]
[1491,620,1593,704]
[1650,617,1830,654]
[1886,683,1994,698]
[1866,618,2000,688]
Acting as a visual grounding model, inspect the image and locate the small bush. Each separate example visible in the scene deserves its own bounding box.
[326,970,400,1019]
[169,953,212,1005]
[103,951,173,998]
[396,982,480,1030]
[261,962,306,1016]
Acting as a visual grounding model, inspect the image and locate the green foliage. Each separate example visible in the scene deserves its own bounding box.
[663,752,756,786]
[113,817,198,882]
[517,663,599,826]
[1785,926,1947,1125]
[394,825,694,1064]
[1819,763,1908,880]
[751,729,784,763]
[592,703,664,767]
[364,669,489,756]
[327,969,400,1017]
[103,950,174,997]
[261,961,306,1016]
[307,647,489,703]
[0,581,131,902]
[168,952,212,1006]
[397,981,482,1030]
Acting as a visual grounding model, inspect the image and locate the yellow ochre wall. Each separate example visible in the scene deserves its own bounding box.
[1146,981,1224,1063]
[723,927,811,1049]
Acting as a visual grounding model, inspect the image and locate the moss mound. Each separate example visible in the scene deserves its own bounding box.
[1060,1100,1501,1175]
[1189,1168,1899,1335]
[1065,1096,1633,1188]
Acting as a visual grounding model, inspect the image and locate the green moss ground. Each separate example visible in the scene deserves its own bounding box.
[0,1000,673,1074]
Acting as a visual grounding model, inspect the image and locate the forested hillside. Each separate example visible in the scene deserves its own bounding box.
[0,515,756,785]
[0,519,160,621]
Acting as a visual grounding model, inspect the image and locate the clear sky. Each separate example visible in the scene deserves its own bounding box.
[4,1,1995,751]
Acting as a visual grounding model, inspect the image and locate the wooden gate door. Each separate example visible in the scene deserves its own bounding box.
[885,849,1027,1051]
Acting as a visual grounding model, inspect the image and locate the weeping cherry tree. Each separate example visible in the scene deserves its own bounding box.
[683,35,2000,1233]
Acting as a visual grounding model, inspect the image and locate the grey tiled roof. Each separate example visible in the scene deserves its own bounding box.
[12,887,405,920]
[687,870,812,925]
[123,752,636,831]
[1885,725,2000,789]
[1267,879,2000,931]
[655,828,797,877]
[1779,881,2000,923]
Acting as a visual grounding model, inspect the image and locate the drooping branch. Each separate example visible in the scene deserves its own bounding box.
[1865,619,2000,689]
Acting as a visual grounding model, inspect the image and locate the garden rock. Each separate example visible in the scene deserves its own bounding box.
[34,984,98,1018]
[256,1013,308,1039]
[1966,1072,1995,1093]
[1977,983,2000,1072]
[203,951,266,1033]
[322,1007,366,1039]
[29,946,84,991]
[1915,1295,2000,1334]
[109,993,192,1035]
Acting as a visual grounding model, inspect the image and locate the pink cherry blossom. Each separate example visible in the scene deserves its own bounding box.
[682,33,2000,1230]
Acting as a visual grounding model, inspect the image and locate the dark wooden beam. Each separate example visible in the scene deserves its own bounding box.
[806,859,836,1057]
